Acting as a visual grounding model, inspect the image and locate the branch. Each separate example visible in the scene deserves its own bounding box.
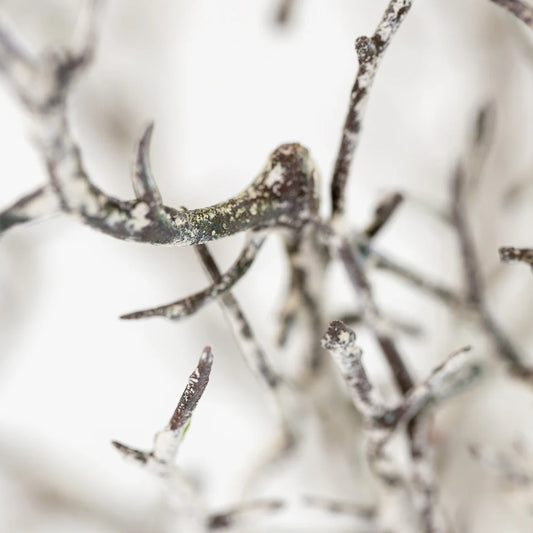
[121,232,265,320]
[330,0,414,217]
[273,0,296,26]
[393,346,480,424]
[451,166,484,304]
[488,0,533,28]
[194,243,281,389]
[322,223,414,394]
[321,321,387,420]
[499,246,533,271]
[362,191,404,239]
[112,346,213,474]
[449,109,528,375]
[0,11,321,247]
[208,500,284,530]
[302,495,377,525]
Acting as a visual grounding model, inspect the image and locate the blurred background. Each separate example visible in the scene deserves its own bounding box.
[0,0,533,531]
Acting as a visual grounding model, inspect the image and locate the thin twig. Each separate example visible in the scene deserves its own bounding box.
[120,232,265,320]
[274,0,296,26]
[363,191,404,239]
[112,346,214,472]
[331,0,414,217]
[208,500,285,530]
[499,246,533,270]
[194,243,281,389]
[488,0,533,28]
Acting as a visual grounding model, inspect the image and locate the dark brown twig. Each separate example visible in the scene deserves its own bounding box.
[120,232,265,320]
[331,0,414,217]
[194,243,281,389]
[499,246,533,270]
[363,191,404,239]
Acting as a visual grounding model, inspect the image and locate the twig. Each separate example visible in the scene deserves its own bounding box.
[303,495,377,524]
[363,191,404,239]
[449,110,528,375]
[488,0,533,28]
[331,0,414,217]
[323,224,414,394]
[194,243,281,389]
[120,232,265,320]
[112,346,214,473]
[208,499,284,530]
[274,0,296,26]
[451,166,484,305]
[499,246,533,270]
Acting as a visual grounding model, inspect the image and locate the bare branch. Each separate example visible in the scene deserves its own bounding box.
[394,346,481,424]
[499,246,533,270]
[451,166,484,304]
[194,243,281,389]
[323,223,414,394]
[208,499,284,530]
[362,244,466,308]
[331,0,414,217]
[0,185,60,234]
[363,191,404,239]
[488,0,533,28]
[449,110,528,375]
[112,346,213,473]
[302,495,377,523]
[321,320,387,420]
[274,0,296,26]
[121,232,265,320]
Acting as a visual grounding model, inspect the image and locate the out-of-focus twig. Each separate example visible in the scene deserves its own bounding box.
[363,191,404,239]
[322,320,480,532]
[208,499,285,530]
[489,0,533,28]
[449,108,531,381]
[500,246,533,271]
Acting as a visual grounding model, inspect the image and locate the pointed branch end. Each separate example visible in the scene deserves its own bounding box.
[111,440,149,464]
[120,307,162,320]
[200,345,215,368]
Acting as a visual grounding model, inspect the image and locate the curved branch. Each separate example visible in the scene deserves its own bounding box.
[121,232,266,320]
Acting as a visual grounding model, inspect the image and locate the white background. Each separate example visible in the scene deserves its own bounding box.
[1,1,533,531]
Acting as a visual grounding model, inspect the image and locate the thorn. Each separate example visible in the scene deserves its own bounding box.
[132,122,162,205]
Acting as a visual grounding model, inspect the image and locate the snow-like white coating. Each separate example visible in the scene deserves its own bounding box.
[61,178,101,215]
[126,201,152,231]
[263,162,285,189]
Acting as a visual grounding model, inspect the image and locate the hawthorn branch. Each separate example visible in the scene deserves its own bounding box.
[331,0,414,217]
